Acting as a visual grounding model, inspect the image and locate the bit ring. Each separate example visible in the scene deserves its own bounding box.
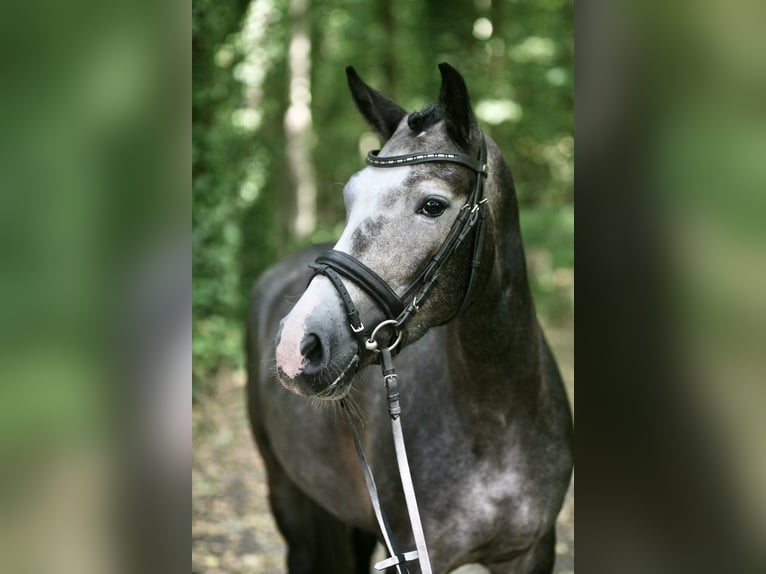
[365,319,403,352]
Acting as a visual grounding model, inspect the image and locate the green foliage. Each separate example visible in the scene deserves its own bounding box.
[192,0,256,391]
[519,206,575,324]
[193,0,574,395]
[192,315,243,400]
[309,0,574,222]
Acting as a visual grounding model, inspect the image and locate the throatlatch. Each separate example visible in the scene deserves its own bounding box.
[309,136,490,574]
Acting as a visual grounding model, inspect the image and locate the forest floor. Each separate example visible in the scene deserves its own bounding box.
[192,323,574,574]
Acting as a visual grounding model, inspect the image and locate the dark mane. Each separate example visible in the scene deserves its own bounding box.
[407,104,443,133]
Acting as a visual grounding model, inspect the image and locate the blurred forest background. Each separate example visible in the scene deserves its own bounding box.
[192,0,573,396]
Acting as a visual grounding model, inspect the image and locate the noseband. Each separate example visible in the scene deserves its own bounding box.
[309,135,489,354]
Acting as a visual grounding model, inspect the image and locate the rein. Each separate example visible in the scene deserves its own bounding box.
[309,136,489,574]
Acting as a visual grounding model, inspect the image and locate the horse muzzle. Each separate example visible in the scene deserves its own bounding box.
[274,282,360,399]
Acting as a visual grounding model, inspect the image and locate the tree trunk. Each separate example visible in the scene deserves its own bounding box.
[284,0,316,239]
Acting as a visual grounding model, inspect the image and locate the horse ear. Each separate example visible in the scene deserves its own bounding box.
[438,63,479,150]
[346,66,406,140]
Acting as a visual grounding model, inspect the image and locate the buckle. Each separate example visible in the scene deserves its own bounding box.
[374,550,419,570]
[351,322,365,334]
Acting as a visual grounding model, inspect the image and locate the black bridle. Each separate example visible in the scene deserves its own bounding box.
[305,136,490,574]
[309,135,489,355]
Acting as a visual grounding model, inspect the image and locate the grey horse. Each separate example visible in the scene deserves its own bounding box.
[247,64,573,574]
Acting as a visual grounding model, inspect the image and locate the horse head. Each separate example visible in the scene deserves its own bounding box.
[275,64,497,399]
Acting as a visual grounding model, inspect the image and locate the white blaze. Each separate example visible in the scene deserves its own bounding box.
[334,165,412,253]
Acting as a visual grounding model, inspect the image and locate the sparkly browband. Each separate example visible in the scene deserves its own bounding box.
[366,149,488,176]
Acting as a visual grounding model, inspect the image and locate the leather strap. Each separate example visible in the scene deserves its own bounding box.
[457,197,488,316]
[380,347,433,574]
[309,263,367,350]
[340,400,409,574]
[366,148,486,175]
[340,349,432,574]
[315,250,405,321]
[395,140,489,328]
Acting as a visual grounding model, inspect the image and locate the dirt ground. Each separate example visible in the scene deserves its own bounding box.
[192,325,574,574]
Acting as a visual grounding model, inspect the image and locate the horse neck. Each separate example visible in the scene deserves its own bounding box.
[445,152,543,417]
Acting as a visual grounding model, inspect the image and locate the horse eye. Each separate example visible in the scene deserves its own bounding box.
[419,198,448,217]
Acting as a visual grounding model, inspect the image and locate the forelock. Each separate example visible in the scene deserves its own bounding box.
[407,104,443,133]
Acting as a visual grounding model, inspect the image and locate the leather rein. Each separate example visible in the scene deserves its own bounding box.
[307,136,489,574]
